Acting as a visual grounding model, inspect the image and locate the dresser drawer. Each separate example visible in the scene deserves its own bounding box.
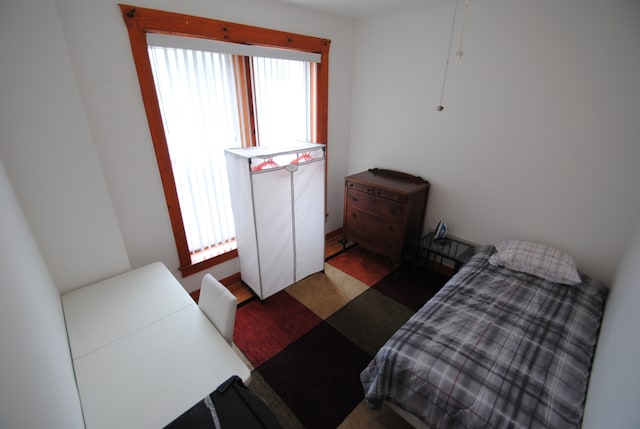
[345,190,405,220]
[345,207,403,243]
[346,180,374,195]
[345,208,402,257]
[346,181,408,203]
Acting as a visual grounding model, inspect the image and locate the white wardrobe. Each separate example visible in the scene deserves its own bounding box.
[225,142,325,300]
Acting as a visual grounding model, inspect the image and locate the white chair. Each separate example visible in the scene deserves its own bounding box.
[198,274,238,345]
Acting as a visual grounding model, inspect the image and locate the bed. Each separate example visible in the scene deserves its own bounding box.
[361,242,608,428]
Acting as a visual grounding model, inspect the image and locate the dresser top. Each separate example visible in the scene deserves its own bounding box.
[346,168,430,194]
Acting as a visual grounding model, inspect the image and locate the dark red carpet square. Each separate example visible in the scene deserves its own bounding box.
[327,246,395,286]
[234,291,322,367]
[256,323,372,429]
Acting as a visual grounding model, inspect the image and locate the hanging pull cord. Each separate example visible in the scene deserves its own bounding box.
[456,0,469,58]
[438,0,459,111]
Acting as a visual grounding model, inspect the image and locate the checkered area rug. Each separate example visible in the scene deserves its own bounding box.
[232,247,448,428]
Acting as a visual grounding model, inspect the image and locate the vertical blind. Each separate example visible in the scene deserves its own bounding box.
[252,57,311,147]
[148,40,313,262]
[148,46,240,260]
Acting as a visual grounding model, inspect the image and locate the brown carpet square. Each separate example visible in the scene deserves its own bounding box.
[285,264,369,320]
[326,287,415,357]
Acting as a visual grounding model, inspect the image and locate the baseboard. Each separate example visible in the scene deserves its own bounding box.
[189,272,244,303]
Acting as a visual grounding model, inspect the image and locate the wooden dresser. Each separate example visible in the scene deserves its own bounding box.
[343,169,430,263]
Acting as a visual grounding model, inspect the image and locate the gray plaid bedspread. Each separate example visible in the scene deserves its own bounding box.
[361,245,608,428]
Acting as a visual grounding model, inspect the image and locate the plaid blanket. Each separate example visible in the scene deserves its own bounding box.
[361,245,608,428]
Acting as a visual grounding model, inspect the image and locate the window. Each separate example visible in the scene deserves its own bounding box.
[120,5,330,276]
[147,46,240,266]
[147,40,314,265]
[251,56,313,146]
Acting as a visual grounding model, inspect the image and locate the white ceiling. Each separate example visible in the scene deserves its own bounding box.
[273,0,449,20]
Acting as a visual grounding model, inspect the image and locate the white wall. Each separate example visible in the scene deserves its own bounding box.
[583,215,640,428]
[0,159,85,429]
[52,0,355,291]
[349,0,640,285]
[0,0,130,293]
[4,0,637,291]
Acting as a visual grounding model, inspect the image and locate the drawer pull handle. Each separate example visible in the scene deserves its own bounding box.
[351,197,358,202]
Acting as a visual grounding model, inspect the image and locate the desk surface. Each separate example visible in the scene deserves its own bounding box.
[62,262,194,359]
[62,262,250,429]
[73,304,250,429]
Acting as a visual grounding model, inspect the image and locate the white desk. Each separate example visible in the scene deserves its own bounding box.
[62,263,250,429]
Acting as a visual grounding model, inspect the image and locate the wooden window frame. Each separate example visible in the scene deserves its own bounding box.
[119,4,330,277]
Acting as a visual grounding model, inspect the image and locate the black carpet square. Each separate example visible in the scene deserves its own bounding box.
[256,322,371,429]
[373,265,449,311]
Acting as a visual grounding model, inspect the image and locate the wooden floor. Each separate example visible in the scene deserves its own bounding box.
[227,281,256,306]
[205,229,347,306]
[325,228,347,260]
[193,229,452,306]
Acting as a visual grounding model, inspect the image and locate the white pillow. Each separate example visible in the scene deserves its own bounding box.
[489,240,582,285]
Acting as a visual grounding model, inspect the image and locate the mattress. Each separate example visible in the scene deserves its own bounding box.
[361,245,608,428]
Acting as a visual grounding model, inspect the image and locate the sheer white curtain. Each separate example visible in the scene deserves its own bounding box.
[148,45,240,259]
